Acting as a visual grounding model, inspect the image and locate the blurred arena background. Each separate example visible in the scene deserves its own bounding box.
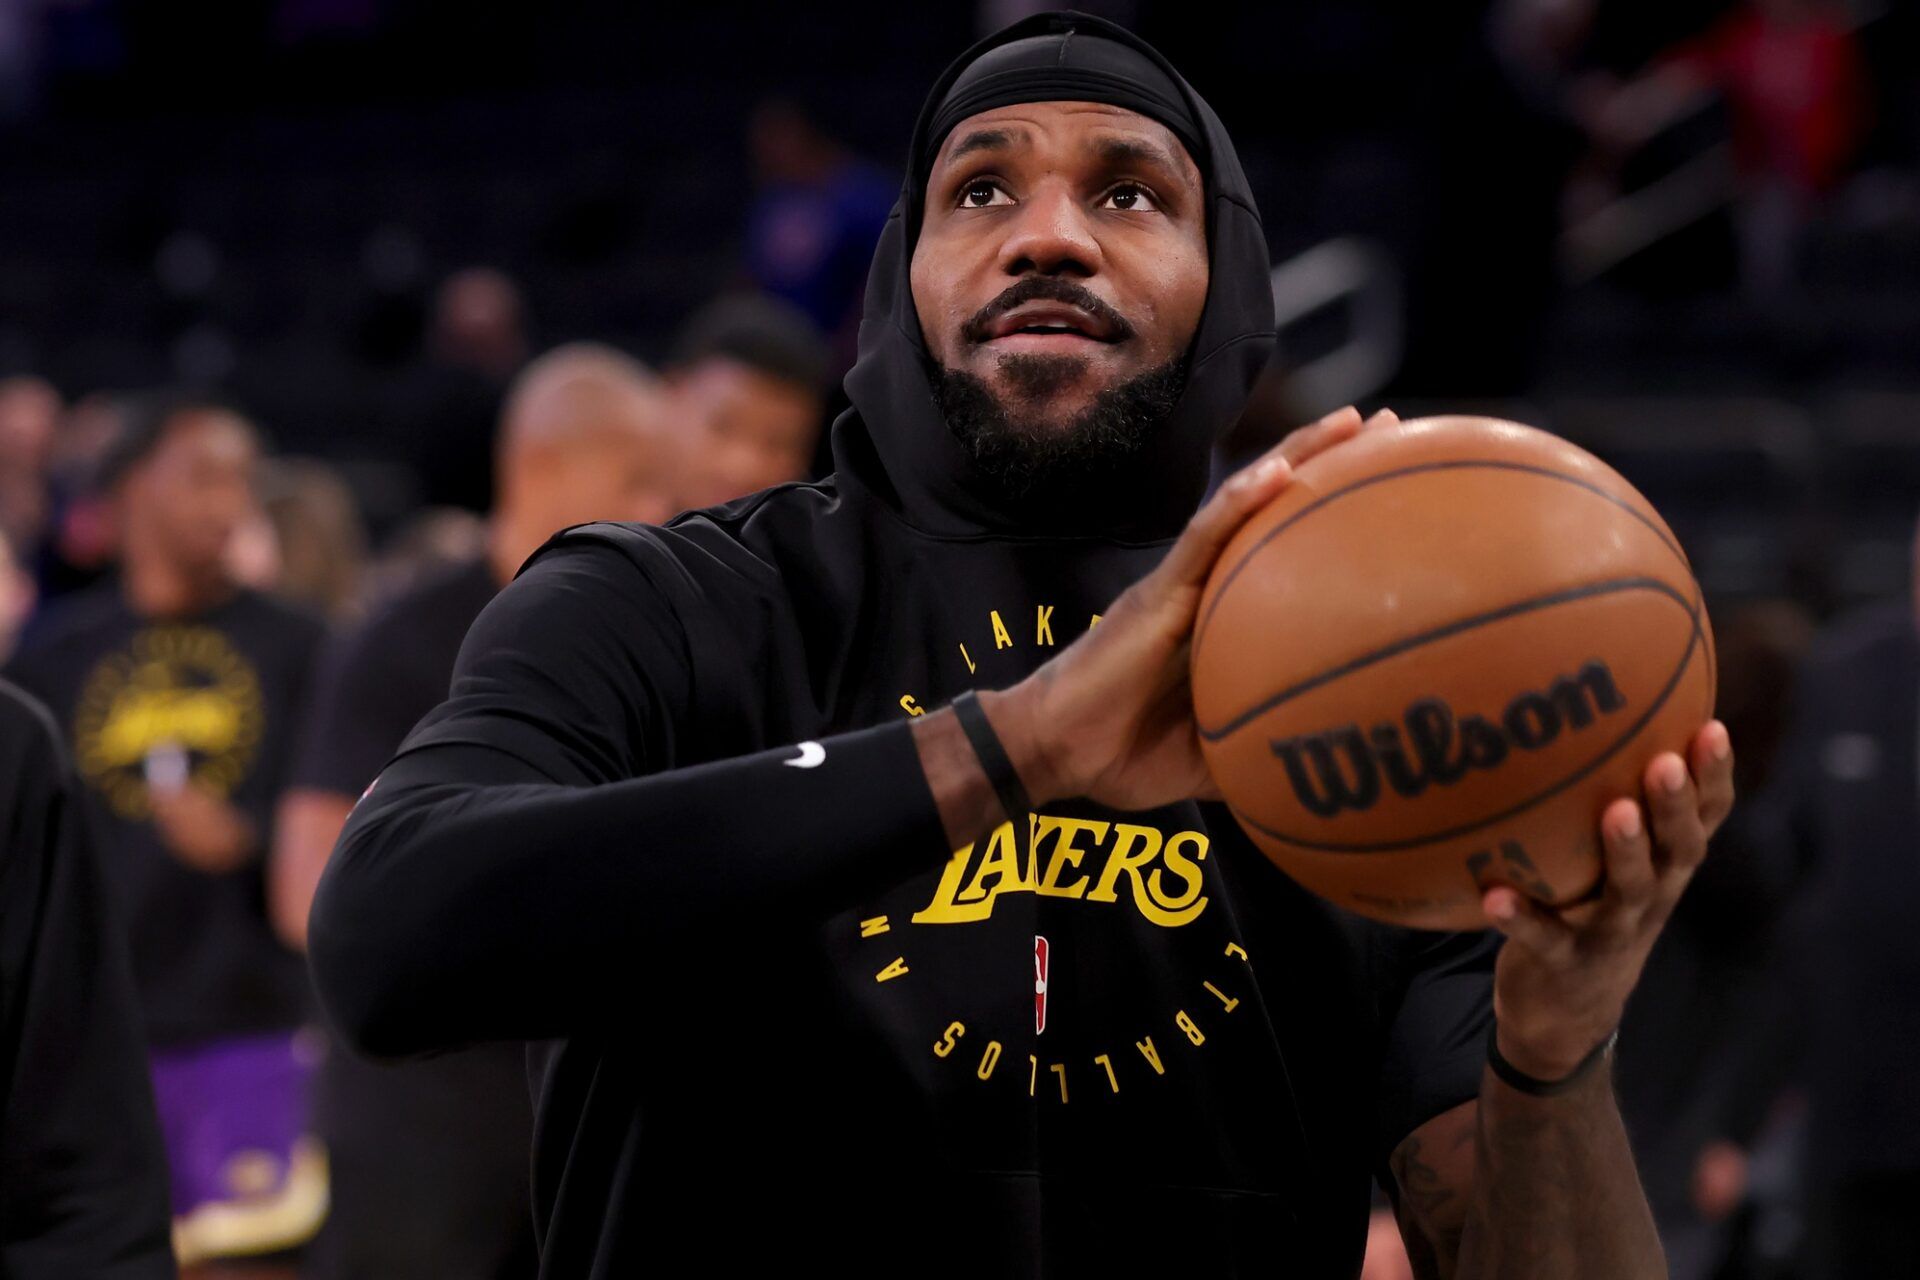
[1,1,1916,1277]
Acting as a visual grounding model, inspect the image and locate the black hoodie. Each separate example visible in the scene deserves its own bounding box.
[310,14,1495,1277]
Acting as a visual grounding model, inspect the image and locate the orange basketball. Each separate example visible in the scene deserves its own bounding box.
[1191,416,1715,931]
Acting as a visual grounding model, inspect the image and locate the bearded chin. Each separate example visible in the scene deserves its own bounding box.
[929,352,1188,501]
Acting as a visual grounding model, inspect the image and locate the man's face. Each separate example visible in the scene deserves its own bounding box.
[124,409,260,576]
[911,100,1208,436]
[672,357,822,508]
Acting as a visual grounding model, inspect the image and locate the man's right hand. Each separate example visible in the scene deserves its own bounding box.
[987,405,1390,813]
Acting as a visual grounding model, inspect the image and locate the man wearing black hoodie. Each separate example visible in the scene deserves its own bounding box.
[310,14,1733,1277]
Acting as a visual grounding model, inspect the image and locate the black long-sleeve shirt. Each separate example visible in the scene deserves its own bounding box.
[310,528,1498,1278]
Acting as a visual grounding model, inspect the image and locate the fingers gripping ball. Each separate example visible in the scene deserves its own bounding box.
[1190,416,1715,930]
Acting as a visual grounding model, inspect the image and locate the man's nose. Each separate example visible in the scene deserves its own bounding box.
[995,183,1101,278]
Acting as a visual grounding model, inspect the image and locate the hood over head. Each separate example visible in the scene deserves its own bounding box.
[832,10,1276,542]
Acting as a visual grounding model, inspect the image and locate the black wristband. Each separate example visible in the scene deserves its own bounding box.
[1487,1023,1618,1097]
[950,690,1033,824]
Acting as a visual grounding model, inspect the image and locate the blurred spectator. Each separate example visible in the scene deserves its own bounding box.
[667,293,832,509]
[0,530,37,665]
[0,375,58,560]
[1673,0,1867,198]
[1616,597,1813,1280]
[432,267,528,382]
[1585,0,1870,309]
[227,458,368,622]
[4,394,326,1275]
[744,97,896,360]
[274,343,677,1280]
[385,267,531,513]
[0,678,174,1279]
[1697,519,1920,1278]
[33,392,129,607]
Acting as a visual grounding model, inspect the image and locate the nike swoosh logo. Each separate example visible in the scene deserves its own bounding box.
[785,741,826,769]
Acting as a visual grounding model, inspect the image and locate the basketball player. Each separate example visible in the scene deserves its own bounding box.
[0,679,172,1278]
[311,14,1734,1276]
[7,397,326,1272]
[272,344,679,1280]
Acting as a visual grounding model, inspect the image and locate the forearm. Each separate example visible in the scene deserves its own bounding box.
[1456,1064,1663,1279]
[310,716,981,1056]
[268,790,354,951]
[912,689,1045,848]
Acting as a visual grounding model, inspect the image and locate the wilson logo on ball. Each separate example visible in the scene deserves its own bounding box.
[1270,660,1627,817]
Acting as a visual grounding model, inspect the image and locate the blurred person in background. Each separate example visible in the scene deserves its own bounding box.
[1686,513,1920,1278]
[432,266,528,383]
[744,97,897,362]
[5,394,326,1277]
[666,293,832,509]
[387,266,531,514]
[1582,0,1870,312]
[271,343,678,1280]
[33,391,130,607]
[1615,598,1813,1280]
[0,677,174,1279]
[0,530,38,664]
[0,375,59,563]
[226,458,369,623]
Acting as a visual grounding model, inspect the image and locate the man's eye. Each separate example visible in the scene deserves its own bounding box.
[1103,183,1159,213]
[961,180,1010,208]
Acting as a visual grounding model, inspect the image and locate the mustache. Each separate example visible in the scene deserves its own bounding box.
[960,277,1137,345]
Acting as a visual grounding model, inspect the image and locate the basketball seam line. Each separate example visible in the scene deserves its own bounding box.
[1192,458,1691,665]
[1223,591,1707,854]
[1197,575,1691,741]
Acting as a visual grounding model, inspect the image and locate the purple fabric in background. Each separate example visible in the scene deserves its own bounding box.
[150,1030,314,1216]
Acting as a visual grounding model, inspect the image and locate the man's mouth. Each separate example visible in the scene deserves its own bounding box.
[963,285,1135,356]
[979,302,1124,356]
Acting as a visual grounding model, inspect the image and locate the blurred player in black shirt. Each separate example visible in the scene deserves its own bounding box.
[0,678,173,1279]
[275,344,685,1280]
[6,396,325,1272]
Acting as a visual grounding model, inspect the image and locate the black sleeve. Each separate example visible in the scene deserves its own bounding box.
[0,685,174,1280]
[307,536,952,1058]
[290,616,425,799]
[1372,927,1500,1165]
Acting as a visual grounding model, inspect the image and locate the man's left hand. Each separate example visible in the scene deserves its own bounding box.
[1483,720,1734,1080]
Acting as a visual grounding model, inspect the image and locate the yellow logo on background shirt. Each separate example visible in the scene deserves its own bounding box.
[72,626,264,819]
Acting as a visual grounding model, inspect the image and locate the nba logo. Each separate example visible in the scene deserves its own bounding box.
[1035,935,1049,1035]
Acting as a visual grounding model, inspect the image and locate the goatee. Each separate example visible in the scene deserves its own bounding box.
[929,353,1187,501]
